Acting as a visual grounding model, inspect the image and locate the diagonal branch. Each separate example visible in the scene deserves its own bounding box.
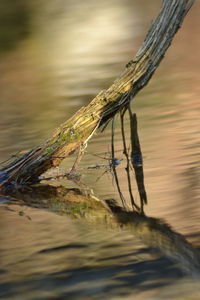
[0,0,194,188]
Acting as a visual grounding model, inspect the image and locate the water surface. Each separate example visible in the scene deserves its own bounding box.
[0,0,200,299]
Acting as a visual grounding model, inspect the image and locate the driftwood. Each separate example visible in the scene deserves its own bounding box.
[0,0,194,189]
[1,0,198,284]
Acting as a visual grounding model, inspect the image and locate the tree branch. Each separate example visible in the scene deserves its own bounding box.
[0,0,194,188]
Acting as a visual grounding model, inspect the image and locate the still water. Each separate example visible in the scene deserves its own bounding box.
[0,0,200,299]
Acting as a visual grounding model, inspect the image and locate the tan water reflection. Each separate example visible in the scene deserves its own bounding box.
[0,0,200,299]
[0,200,200,300]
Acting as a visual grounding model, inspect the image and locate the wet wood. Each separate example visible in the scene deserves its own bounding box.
[0,0,194,187]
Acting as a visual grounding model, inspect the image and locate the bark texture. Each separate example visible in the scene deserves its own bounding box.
[0,0,194,187]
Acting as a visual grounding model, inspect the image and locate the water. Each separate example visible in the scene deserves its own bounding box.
[0,0,200,299]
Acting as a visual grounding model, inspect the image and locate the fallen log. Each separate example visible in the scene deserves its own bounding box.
[0,0,194,188]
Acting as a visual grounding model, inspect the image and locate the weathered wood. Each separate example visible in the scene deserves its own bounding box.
[0,0,194,188]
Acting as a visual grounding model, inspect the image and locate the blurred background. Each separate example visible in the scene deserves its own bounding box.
[0,0,199,236]
[0,1,200,299]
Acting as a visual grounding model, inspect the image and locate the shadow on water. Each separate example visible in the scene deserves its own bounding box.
[0,112,200,299]
[0,185,200,299]
[0,1,199,298]
[0,188,191,299]
[0,192,199,299]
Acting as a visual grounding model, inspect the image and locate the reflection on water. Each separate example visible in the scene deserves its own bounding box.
[0,197,200,300]
[0,0,200,299]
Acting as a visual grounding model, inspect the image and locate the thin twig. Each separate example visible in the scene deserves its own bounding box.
[0,151,23,165]
[0,0,194,186]
[111,118,127,209]
[70,143,86,174]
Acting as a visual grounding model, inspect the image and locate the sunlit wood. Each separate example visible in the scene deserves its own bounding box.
[0,0,194,188]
